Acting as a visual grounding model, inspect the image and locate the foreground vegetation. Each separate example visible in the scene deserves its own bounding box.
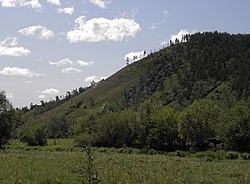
[17,32,250,152]
[0,139,249,184]
[0,32,250,183]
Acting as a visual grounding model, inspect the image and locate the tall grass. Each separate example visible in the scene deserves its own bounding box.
[0,148,249,183]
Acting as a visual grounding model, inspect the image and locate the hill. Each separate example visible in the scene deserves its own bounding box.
[23,31,250,122]
[20,32,250,152]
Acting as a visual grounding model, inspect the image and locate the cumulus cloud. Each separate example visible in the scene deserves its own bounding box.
[18,25,54,40]
[84,75,97,83]
[6,92,14,99]
[62,67,81,74]
[57,6,74,15]
[47,0,60,6]
[41,88,60,95]
[160,40,169,46]
[160,29,196,46]
[77,60,94,67]
[38,94,45,99]
[170,29,196,43]
[90,0,109,9]
[49,58,73,66]
[124,50,147,63]
[49,58,94,72]
[67,16,140,43]
[0,67,46,77]
[0,37,30,56]
[84,75,106,83]
[0,0,42,9]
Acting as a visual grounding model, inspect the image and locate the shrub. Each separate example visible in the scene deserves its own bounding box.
[225,152,239,160]
[75,133,98,147]
[20,124,47,146]
[175,150,189,157]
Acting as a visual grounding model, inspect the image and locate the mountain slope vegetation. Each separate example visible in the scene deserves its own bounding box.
[20,32,250,152]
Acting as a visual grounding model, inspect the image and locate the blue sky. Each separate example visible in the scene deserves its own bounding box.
[0,0,250,107]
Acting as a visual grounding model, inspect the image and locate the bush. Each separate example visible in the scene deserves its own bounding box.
[216,150,227,160]
[175,150,189,157]
[20,124,47,146]
[225,152,239,160]
[75,133,98,147]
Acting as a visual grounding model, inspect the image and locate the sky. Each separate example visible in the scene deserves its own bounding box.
[0,0,250,108]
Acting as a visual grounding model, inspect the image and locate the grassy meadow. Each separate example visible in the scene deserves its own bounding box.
[0,139,249,184]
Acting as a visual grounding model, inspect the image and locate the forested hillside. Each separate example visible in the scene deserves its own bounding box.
[18,32,250,152]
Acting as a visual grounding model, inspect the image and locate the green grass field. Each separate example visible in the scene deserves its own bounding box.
[0,139,249,184]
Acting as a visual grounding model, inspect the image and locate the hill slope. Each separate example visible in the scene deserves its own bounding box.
[23,31,250,124]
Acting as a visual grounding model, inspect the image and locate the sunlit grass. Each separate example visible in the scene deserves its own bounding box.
[0,139,249,183]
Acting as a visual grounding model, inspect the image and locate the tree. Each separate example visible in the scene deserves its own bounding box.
[19,123,47,146]
[149,107,178,150]
[179,100,219,150]
[73,114,98,147]
[47,116,71,138]
[0,91,15,147]
[225,101,250,152]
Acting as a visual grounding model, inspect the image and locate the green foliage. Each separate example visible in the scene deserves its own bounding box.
[79,147,100,184]
[225,152,239,160]
[225,101,250,152]
[179,99,219,150]
[47,116,72,138]
[20,32,250,153]
[1,146,249,183]
[20,123,48,146]
[149,107,178,150]
[0,91,16,147]
[73,114,98,147]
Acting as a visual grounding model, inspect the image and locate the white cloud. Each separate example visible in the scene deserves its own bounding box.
[77,60,94,67]
[67,16,140,43]
[160,40,169,46]
[90,0,109,9]
[0,67,46,77]
[41,88,60,95]
[47,0,60,6]
[49,58,73,66]
[84,75,97,83]
[57,6,74,15]
[6,92,14,99]
[160,29,196,46]
[49,58,94,70]
[38,94,45,99]
[25,80,32,84]
[0,37,30,56]
[62,67,81,74]
[18,25,54,40]
[170,29,196,43]
[0,0,42,9]
[124,50,147,63]
[84,75,106,83]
